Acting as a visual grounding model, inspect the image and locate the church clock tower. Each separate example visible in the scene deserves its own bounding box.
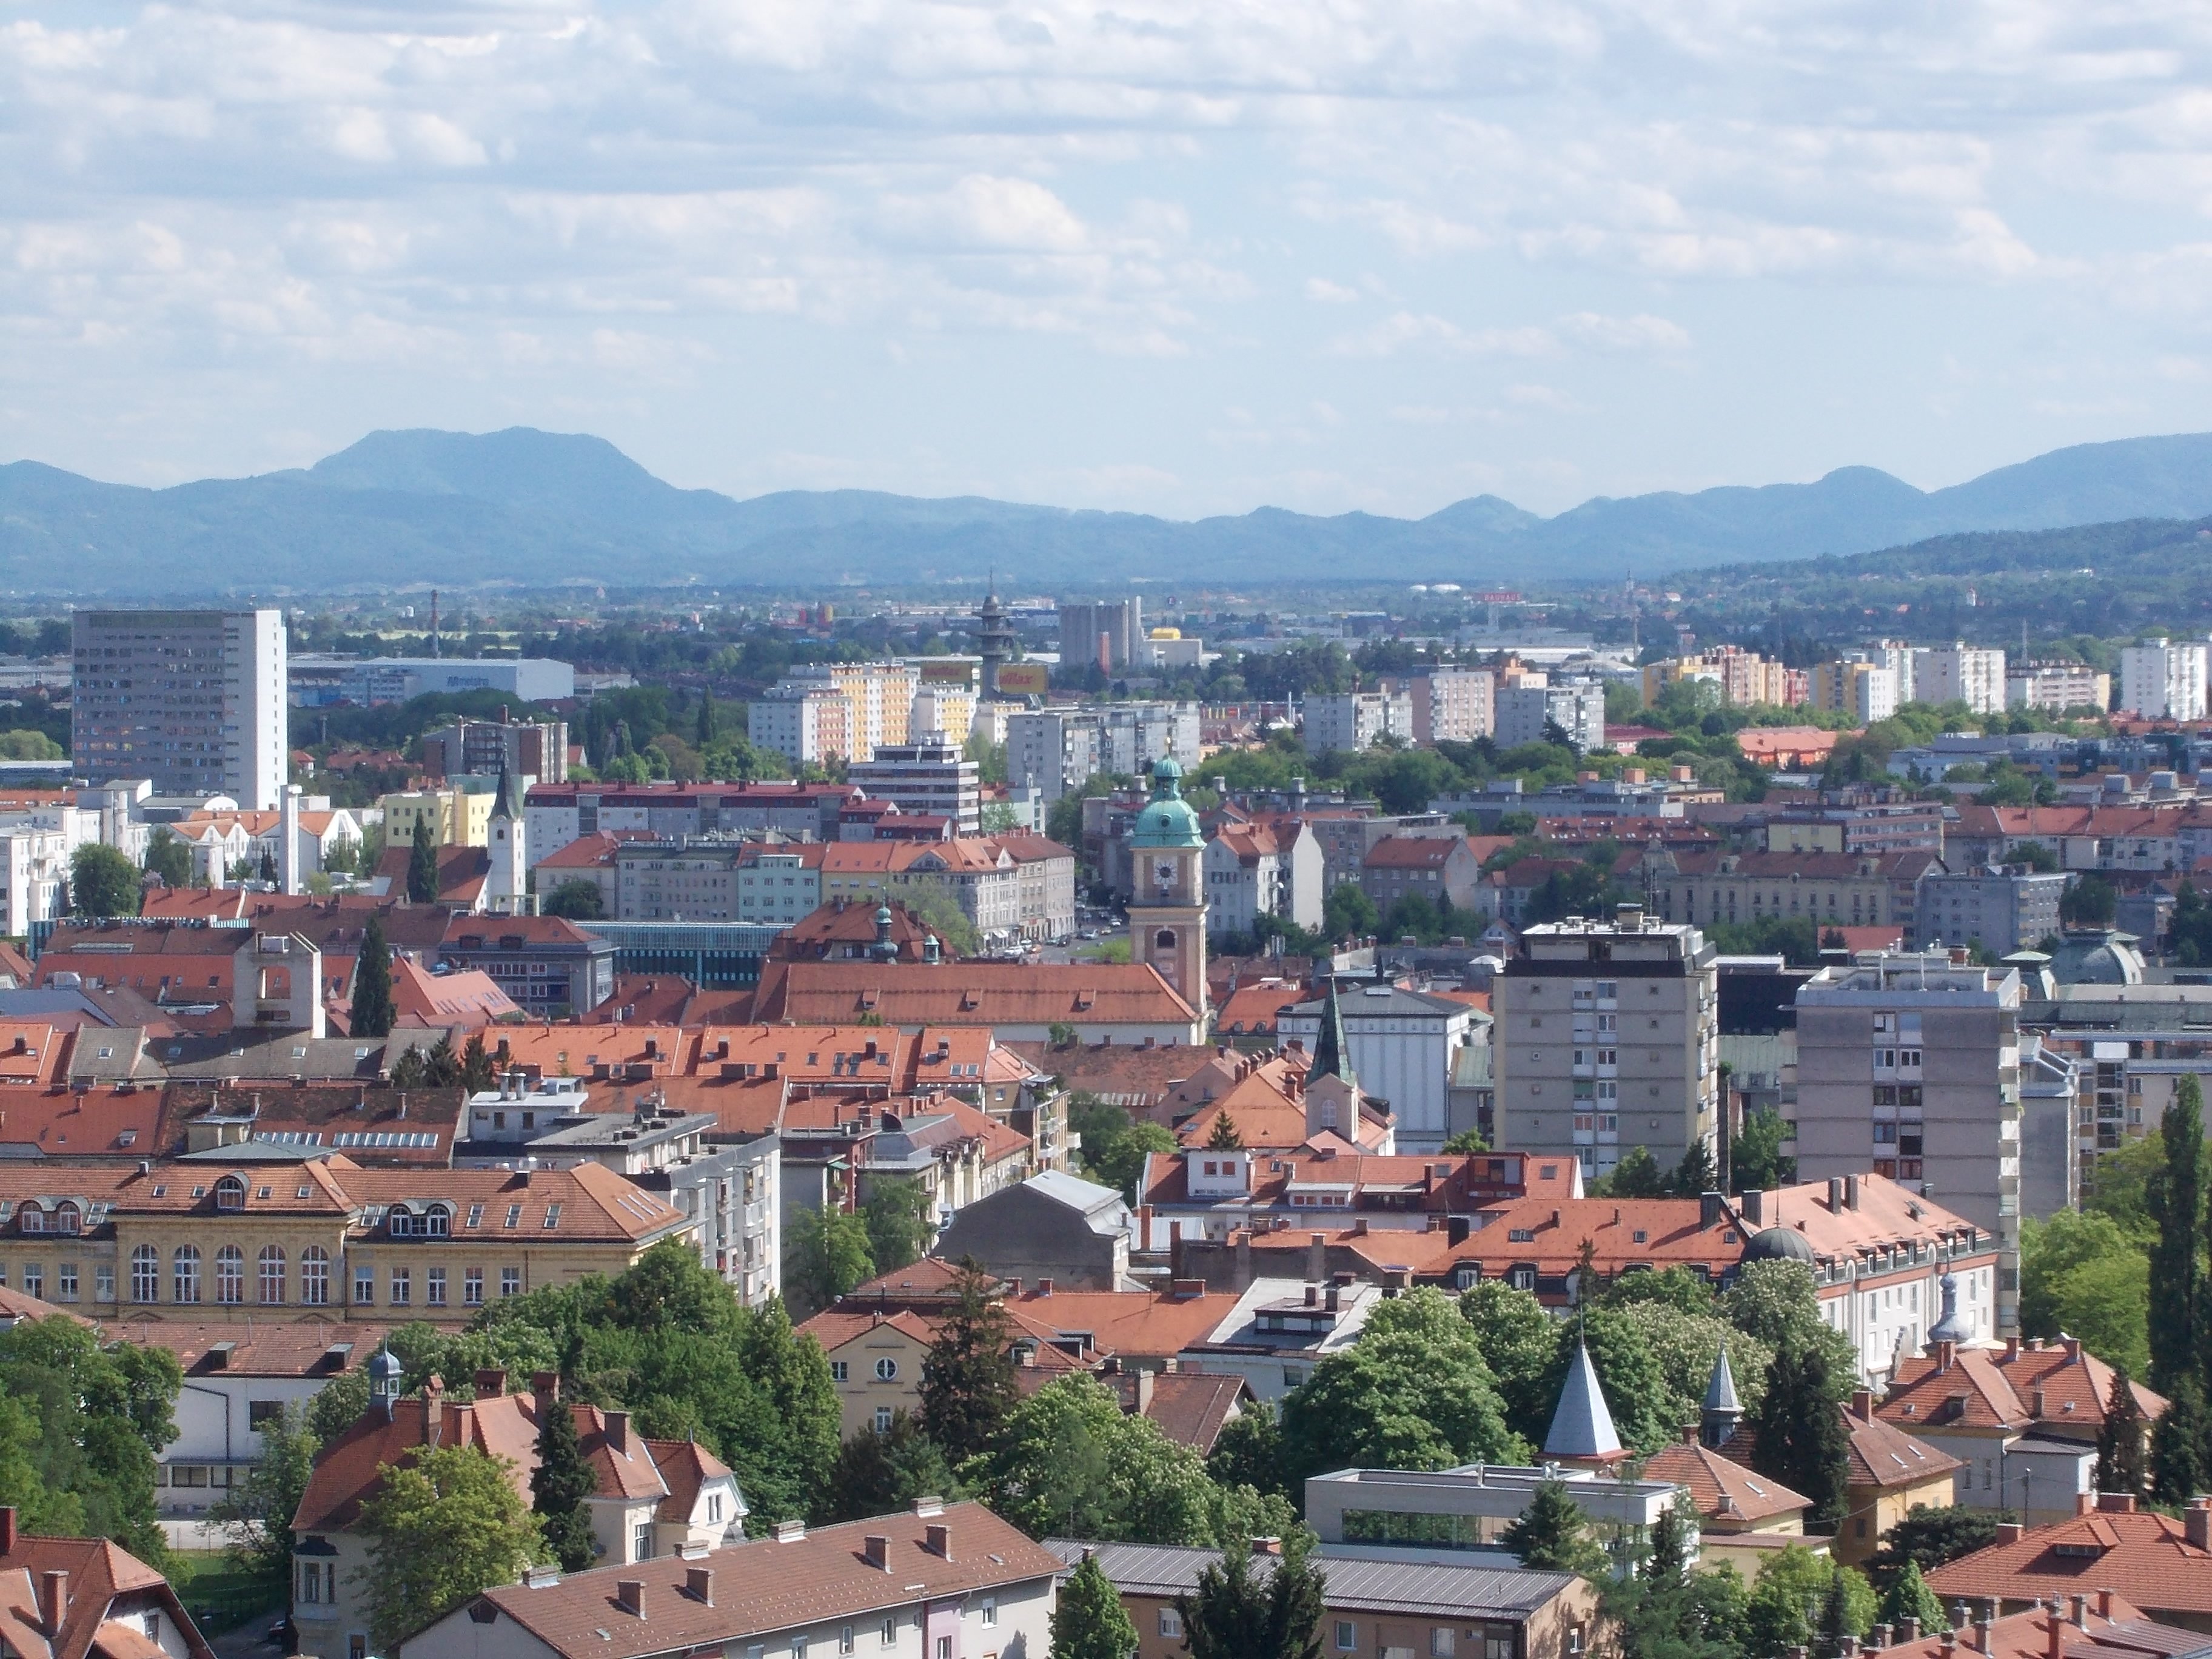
[1126,756,1208,1013]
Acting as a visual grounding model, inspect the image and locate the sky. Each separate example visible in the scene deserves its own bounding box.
[6,2,2212,521]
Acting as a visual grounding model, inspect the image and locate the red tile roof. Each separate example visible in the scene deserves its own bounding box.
[0,1515,213,1659]
[455,1503,1061,1657]
[748,960,1199,1030]
[1881,1338,2165,1437]
[1115,1370,1249,1454]
[1640,1434,1810,1526]
[1926,1499,2212,1617]
[1865,1596,2203,1659]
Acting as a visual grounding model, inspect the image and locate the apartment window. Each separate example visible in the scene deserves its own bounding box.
[215,1245,244,1304]
[1159,1610,1184,1639]
[875,1407,893,1434]
[96,1265,115,1302]
[1433,1630,1457,1656]
[21,1264,40,1299]
[981,1599,997,1627]
[427,1267,447,1307]
[465,1267,484,1305]
[57,1262,77,1302]
[1337,1622,1358,1652]
[840,1628,855,1655]
[831,1361,849,1382]
[880,1618,897,1646]
[936,1641,951,1659]
[633,1524,652,1560]
[173,1245,202,1304]
[874,1358,899,1381]
[390,1269,411,1306]
[260,1246,286,1304]
[503,1267,521,1297]
[301,1247,329,1305]
[355,1267,375,1305]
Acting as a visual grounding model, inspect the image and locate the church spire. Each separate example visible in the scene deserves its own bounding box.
[1312,977,1355,1089]
[1544,1338,1624,1466]
[1700,1344,1743,1447]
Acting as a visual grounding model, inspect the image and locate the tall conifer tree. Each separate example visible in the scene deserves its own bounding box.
[350,914,394,1037]
[531,1386,597,1573]
[2096,1365,2147,1499]
[407,816,440,904]
[2148,1076,2207,1393]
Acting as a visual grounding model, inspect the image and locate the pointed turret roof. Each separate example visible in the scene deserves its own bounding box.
[1311,977,1355,1088]
[1544,1338,1623,1462]
[490,751,522,822]
[1703,1344,1741,1416]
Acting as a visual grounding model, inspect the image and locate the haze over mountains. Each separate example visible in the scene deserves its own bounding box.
[4,427,2212,595]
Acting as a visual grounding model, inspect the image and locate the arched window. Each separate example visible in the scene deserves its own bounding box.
[54,1202,79,1236]
[131,1245,158,1304]
[214,1175,247,1212]
[173,1245,202,1304]
[300,1247,329,1307]
[1155,929,1176,952]
[259,1245,286,1305]
[215,1245,244,1305]
[424,1205,450,1239]
[19,1205,43,1235]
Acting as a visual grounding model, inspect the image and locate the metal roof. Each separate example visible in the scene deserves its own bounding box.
[1543,1337,1622,1460]
[1041,1540,1575,1617]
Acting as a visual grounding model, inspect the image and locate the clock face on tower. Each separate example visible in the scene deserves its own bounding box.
[1154,859,1176,893]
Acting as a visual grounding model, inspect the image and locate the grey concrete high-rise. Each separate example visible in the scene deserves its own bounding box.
[72,609,287,808]
[1057,597,1144,672]
[1495,907,1720,1183]
[1793,951,2023,1333]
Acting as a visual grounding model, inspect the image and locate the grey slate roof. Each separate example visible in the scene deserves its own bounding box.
[1703,1346,1741,1416]
[1022,1170,1128,1233]
[1042,1539,1575,1617]
[1544,1338,1622,1460]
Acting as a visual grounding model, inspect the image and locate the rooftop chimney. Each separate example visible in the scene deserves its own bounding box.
[1828,1176,1845,1213]
[2189,1496,2212,1551]
[1899,1620,1920,1647]
[2096,1592,2114,1620]
[863,1535,891,1572]
[1851,1389,1874,1422]
[2046,1612,2064,1659]
[38,1570,64,1636]
[474,1369,507,1398]
[0,1507,14,1555]
[1973,1619,1991,1654]
[926,1523,952,1559]
[2068,1597,2086,1630]
[605,1409,630,1456]
[685,1567,713,1606]
[775,1520,806,1543]
[614,1580,645,1619]
[1995,1523,2025,1546]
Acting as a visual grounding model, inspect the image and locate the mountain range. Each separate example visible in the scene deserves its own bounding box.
[4,426,2212,594]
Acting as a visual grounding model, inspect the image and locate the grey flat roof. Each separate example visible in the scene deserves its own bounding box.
[1041,1540,1574,1617]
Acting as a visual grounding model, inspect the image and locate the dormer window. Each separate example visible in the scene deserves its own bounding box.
[19,1205,42,1234]
[54,1202,79,1236]
[214,1176,247,1212]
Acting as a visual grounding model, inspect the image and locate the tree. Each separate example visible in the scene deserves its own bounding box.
[1178,1540,1326,1659]
[1865,1506,2004,1592]
[531,1382,597,1572]
[919,1260,1019,1464]
[1055,1550,1142,1659]
[355,1444,545,1652]
[210,1401,318,1583]
[813,1413,961,1525]
[1749,1344,1850,1531]
[143,828,192,888]
[1723,1261,1860,1384]
[2020,1211,2149,1375]
[2146,1076,2206,1393]
[1535,1297,1676,1454]
[1460,1279,1563,1446]
[1322,882,1378,943]
[1500,1480,1607,1577]
[1442,1127,1491,1154]
[1207,1112,1244,1151]
[862,1178,935,1276]
[350,914,395,1037]
[1600,1145,1667,1198]
[1672,1139,1718,1198]
[1876,1560,1946,1635]
[1206,1402,1290,1504]
[1068,1094,1177,1204]
[783,1205,874,1317]
[70,843,140,919]
[1281,1289,1522,1483]
[1744,1547,1869,1659]
[407,815,440,903]
[460,1031,496,1096]
[2153,1377,2211,1507]
[1732,1109,1795,1192]
[541,878,606,920]
[2063,873,2117,927]
[1603,1498,1734,1659]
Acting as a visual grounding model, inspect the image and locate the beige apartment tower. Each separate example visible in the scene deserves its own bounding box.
[1495,908,1720,1182]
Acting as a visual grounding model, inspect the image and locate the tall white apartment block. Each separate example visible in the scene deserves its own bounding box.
[1494,907,1720,1182]
[1494,681,1606,752]
[1007,704,1201,800]
[1302,691,1413,756]
[2006,662,2111,714]
[757,662,916,760]
[2119,637,2208,720]
[72,609,287,809]
[1914,644,2007,715]
[1814,659,1900,724]
[1793,952,2023,1335]
[911,686,979,745]
[747,686,851,766]
[1405,669,1495,743]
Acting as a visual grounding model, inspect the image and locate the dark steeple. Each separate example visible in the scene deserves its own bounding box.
[489,749,521,822]
[1312,977,1356,1088]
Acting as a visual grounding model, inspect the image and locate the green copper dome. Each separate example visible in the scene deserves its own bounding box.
[1130,755,1204,850]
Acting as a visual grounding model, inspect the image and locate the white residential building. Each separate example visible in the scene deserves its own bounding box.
[1914,644,2008,716]
[1302,691,1412,756]
[1494,681,1606,752]
[0,827,74,937]
[1202,819,1324,937]
[848,734,981,833]
[746,685,851,766]
[1792,951,2025,1334]
[1404,668,1496,743]
[2119,637,2209,720]
[73,609,287,809]
[1814,659,1900,724]
[1005,704,1201,800]
[2007,661,2110,714]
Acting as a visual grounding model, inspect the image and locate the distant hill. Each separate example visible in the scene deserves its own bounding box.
[4,427,2212,594]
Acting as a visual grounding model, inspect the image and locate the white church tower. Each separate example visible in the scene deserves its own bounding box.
[484,754,529,915]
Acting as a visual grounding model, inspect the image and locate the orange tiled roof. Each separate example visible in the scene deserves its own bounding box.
[1640,1434,1810,1526]
[1926,1500,2212,1616]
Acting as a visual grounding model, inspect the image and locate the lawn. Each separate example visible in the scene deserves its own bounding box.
[170,1551,284,1637]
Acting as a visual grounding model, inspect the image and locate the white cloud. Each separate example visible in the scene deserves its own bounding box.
[1559,311,1691,352]
[1305,276,1360,303]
